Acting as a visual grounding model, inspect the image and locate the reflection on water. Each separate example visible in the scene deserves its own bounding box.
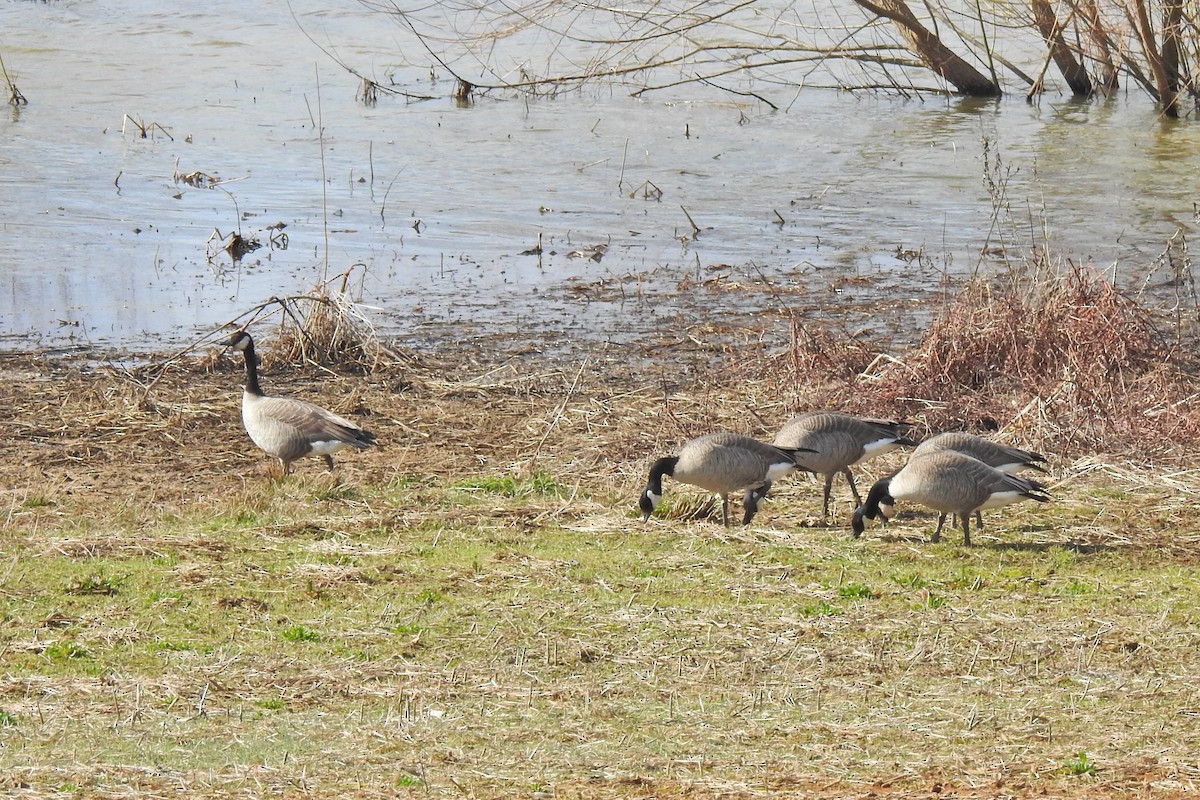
[0,1,1197,355]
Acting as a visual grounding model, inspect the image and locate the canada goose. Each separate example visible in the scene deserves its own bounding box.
[851,450,1050,545]
[639,432,817,526]
[223,330,376,475]
[912,431,1048,528]
[773,412,918,522]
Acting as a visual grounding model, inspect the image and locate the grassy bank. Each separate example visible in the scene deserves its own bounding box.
[3,261,1200,797]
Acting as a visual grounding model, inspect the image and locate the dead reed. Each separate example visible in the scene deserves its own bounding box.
[753,259,1200,459]
[226,267,408,376]
[0,49,26,106]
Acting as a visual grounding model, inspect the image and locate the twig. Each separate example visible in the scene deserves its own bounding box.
[681,206,701,237]
[528,358,589,471]
[618,139,629,193]
[315,65,330,282]
[1,49,27,106]
[697,77,779,110]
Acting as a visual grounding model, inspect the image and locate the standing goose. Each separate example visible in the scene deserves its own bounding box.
[851,450,1050,545]
[773,412,918,523]
[223,330,376,475]
[639,432,816,526]
[912,431,1048,529]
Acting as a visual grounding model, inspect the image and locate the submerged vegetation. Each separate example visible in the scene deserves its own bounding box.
[1,48,26,107]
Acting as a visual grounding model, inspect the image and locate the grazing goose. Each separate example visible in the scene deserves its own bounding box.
[912,431,1048,529]
[773,412,918,522]
[639,432,816,526]
[223,330,376,475]
[851,450,1050,545]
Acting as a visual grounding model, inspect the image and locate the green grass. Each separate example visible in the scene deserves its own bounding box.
[1064,752,1098,776]
[2,465,1198,799]
[280,625,322,643]
[798,600,841,616]
[42,641,92,662]
[452,470,565,497]
[65,573,120,595]
[836,581,877,599]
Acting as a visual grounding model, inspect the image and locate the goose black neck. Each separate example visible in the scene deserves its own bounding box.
[852,475,893,537]
[860,476,893,521]
[241,339,264,396]
[647,456,678,493]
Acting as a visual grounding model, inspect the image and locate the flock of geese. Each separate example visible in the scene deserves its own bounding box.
[223,330,1052,545]
[639,417,1051,544]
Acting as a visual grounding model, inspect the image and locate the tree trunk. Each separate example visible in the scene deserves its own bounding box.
[1030,0,1093,96]
[853,0,1001,96]
[1130,0,1179,116]
[1159,0,1185,110]
[1079,0,1118,92]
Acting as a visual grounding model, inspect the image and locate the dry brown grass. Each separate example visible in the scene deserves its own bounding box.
[6,253,1200,799]
[190,266,415,380]
[264,285,390,373]
[749,260,1200,461]
[5,326,1200,798]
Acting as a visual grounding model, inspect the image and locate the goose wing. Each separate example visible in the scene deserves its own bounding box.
[915,432,1047,473]
[254,396,376,447]
[676,433,801,493]
[979,470,1051,509]
[942,454,1048,511]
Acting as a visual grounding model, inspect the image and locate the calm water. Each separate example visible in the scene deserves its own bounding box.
[2,0,1198,356]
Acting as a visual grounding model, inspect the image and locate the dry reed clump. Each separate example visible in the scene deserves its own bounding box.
[265,291,381,372]
[758,264,1200,456]
[227,269,412,377]
[733,316,876,404]
[891,265,1165,396]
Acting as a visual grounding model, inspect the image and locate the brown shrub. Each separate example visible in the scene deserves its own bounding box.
[754,263,1200,457]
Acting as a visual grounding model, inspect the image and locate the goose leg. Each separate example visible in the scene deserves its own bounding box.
[721,493,731,527]
[323,454,336,471]
[961,513,972,546]
[822,472,835,523]
[951,512,979,532]
[932,513,946,543]
[842,467,862,506]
